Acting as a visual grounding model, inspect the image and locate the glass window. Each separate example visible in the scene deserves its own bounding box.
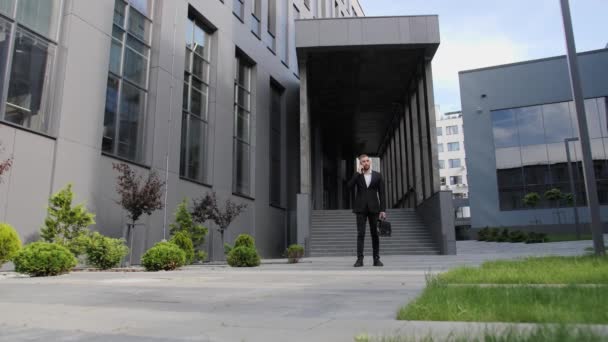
[251,0,261,36]
[180,14,212,184]
[270,83,282,206]
[543,102,573,143]
[440,177,446,186]
[234,54,253,195]
[492,109,519,148]
[438,160,445,169]
[437,143,443,153]
[446,125,458,135]
[515,105,544,146]
[449,159,461,168]
[5,27,55,133]
[447,142,459,152]
[16,0,61,39]
[0,0,15,17]
[102,0,153,163]
[436,126,442,136]
[450,176,462,185]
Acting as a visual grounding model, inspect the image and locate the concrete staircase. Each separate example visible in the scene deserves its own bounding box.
[310,209,440,257]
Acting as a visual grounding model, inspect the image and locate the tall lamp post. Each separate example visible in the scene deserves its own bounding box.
[559,0,605,255]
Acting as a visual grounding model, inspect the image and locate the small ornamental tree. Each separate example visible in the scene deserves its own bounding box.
[170,199,208,260]
[192,192,247,246]
[0,141,12,184]
[40,184,95,256]
[113,163,165,264]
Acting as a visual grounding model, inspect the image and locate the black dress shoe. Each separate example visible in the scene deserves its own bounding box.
[373,259,383,267]
[353,258,364,267]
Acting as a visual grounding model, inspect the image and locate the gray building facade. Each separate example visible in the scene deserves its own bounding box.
[0,0,454,261]
[460,48,608,233]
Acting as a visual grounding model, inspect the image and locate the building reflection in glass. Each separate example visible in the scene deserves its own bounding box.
[492,97,608,210]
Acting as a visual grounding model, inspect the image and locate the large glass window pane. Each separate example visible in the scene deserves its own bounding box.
[123,38,148,87]
[449,159,461,168]
[183,115,207,182]
[103,76,120,153]
[185,18,193,48]
[233,0,244,19]
[192,55,209,83]
[497,167,523,189]
[599,98,608,137]
[543,102,573,143]
[129,0,152,17]
[236,107,250,142]
[492,109,519,148]
[584,98,602,139]
[193,25,209,59]
[0,19,11,111]
[128,8,151,43]
[237,86,250,110]
[16,0,61,39]
[114,0,126,27]
[515,105,544,146]
[447,142,459,151]
[118,82,145,161]
[5,29,54,133]
[109,39,122,75]
[234,139,251,194]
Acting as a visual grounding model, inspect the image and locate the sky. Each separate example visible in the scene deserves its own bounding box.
[359,0,608,115]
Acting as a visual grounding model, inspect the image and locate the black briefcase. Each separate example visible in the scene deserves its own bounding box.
[377,219,392,237]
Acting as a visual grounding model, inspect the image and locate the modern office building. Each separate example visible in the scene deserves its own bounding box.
[460,48,608,233]
[0,0,452,262]
[436,111,470,225]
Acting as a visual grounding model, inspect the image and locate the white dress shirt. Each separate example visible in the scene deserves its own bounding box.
[363,169,372,188]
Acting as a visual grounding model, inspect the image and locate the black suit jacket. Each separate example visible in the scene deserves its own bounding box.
[347,170,386,214]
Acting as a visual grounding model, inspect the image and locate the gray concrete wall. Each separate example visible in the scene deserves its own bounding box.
[416,190,455,254]
[460,49,608,229]
[0,0,329,262]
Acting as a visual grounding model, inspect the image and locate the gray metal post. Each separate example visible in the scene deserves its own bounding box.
[565,137,581,239]
[560,0,605,255]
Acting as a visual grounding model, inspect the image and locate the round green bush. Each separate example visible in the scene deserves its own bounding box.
[0,223,22,266]
[85,232,129,270]
[194,250,207,263]
[141,242,186,271]
[234,234,255,248]
[169,231,195,265]
[286,244,304,264]
[13,242,77,277]
[227,246,260,267]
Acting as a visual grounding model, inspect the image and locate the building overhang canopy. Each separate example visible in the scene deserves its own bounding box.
[295,16,440,156]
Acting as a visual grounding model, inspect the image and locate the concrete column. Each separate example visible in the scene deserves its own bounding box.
[395,121,403,202]
[411,86,423,205]
[424,61,441,193]
[297,56,311,251]
[299,57,311,194]
[418,71,431,200]
[405,101,415,208]
[387,140,393,208]
[399,115,408,203]
[312,125,323,209]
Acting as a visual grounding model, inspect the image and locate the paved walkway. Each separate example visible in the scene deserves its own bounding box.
[0,239,602,341]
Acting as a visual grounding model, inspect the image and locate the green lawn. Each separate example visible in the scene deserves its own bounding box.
[437,255,608,284]
[398,283,608,323]
[355,325,605,342]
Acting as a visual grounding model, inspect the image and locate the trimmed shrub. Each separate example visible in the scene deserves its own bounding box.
[0,223,21,266]
[85,232,129,270]
[224,243,233,255]
[227,246,260,267]
[169,231,195,265]
[487,228,500,242]
[496,228,510,242]
[477,227,490,241]
[509,230,528,243]
[195,250,207,263]
[286,244,304,264]
[234,234,255,248]
[141,242,186,271]
[13,242,77,276]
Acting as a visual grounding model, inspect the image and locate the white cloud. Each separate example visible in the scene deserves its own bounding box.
[431,30,530,112]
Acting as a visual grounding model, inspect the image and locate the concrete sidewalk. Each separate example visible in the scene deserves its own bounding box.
[0,239,601,341]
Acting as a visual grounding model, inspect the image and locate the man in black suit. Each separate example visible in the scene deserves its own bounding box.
[347,154,386,267]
